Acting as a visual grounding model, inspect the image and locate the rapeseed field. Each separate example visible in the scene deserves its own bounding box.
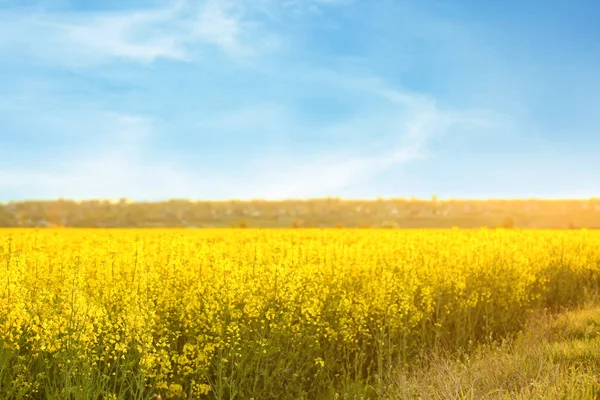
[1,228,599,399]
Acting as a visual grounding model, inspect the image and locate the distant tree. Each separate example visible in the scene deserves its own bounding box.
[231,219,248,228]
[0,206,17,227]
[380,220,399,229]
[304,221,318,228]
[291,219,304,229]
[499,217,515,229]
[6,198,600,229]
[333,222,345,229]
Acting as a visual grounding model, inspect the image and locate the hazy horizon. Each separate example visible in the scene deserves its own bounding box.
[3,196,600,203]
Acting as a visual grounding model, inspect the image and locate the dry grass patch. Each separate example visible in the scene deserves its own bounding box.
[386,306,600,399]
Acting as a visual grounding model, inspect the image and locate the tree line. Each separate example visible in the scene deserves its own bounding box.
[1,197,599,228]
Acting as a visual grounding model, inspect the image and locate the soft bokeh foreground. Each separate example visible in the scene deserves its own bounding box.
[1,229,600,399]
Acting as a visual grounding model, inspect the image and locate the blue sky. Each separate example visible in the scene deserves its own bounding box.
[0,0,599,200]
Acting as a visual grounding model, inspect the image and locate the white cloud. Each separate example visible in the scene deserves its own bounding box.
[249,113,449,199]
[0,0,277,66]
[281,0,353,15]
[191,71,501,199]
[0,0,505,200]
[194,0,246,56]
[0,73,497,200]
[0,111,219,200]
[60,11,188,63]
[254,146,425,199]
[0,156,213,200]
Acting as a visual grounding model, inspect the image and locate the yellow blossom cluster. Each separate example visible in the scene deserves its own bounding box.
[0,228,599,398]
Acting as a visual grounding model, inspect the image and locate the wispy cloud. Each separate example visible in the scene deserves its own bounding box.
[3,0,593,200]
[251,111,489,199]
[0,0,279,66]
[0,111,211,199]
[193,0,258,58]
[186,70,501,198]
[0,0,497,199]
[0,156,217,200]
[0,68,497,200]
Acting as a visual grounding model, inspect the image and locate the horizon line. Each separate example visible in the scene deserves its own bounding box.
[2,196,600,204]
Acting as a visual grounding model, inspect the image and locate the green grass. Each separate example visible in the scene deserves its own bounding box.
[3,307,600,400]
[385,304,600,399]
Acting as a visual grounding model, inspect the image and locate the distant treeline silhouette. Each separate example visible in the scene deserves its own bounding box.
[1,198,599,229]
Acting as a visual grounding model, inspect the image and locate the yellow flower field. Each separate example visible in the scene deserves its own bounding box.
[1,228,600,399]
